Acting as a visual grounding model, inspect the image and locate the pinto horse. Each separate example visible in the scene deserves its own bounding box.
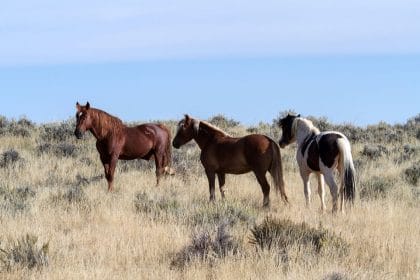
[172,114,288,207]
[74,102,172,191]
[278,114,356,213]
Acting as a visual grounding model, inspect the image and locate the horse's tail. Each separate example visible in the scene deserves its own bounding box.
[268,137,288,203]
[159,124,175,175]
[337,137,356,202]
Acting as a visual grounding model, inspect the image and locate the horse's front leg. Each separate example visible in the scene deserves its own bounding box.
[217,173,226,199]
[205,169,216,202]
[299,169,311,208]
[103,154,118,192]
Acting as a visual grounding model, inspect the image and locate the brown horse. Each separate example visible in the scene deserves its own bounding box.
[74,102,173,191]
[172,114,288,207]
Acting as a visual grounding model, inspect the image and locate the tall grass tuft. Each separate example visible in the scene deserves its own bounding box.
[0,234,49,271]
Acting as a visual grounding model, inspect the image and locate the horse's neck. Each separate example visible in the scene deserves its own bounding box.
[194,124,223,150]
[90,113,123,141]
[295,121,319,147]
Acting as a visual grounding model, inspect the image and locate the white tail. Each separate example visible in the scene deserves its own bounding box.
[337,137,356,202]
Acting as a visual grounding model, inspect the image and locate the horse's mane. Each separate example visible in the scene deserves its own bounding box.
[198,120,231,137]
[90,108,125,137]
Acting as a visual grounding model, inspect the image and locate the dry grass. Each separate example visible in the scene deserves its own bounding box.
[0,117,418,280]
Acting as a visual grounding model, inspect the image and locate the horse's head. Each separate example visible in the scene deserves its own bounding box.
[172,114,199,149]
[278,113,300,148]
[74,102,92,139]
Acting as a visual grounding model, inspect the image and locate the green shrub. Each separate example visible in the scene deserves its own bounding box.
[0,234,49,271]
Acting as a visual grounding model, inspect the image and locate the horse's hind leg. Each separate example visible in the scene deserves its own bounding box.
[154,152,165,186]
[254,171,270,207]
[322,170,339,213]
[217,173,226,199]
[317,173,326,212]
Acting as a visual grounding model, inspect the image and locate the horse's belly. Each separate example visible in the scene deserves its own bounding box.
[217,160,251,174]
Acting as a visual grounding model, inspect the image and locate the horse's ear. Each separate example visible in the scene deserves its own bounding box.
[76,102,81,111]
[86,102,90,110]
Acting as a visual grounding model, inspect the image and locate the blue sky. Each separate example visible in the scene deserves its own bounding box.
[1,1,419,126]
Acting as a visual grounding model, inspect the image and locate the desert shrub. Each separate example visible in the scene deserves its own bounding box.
[360,176,394,200]
[361,144,388,160]
[0,149,24,168]
[134,191,180,218]
[0,234,49,271]
[39,120,75,142]
[395,144,419,163]
[336,124,367,143]
[323,272,349,280]
[306,116,333,132]
[0,115,9,129]
[171,221,240,268]
[37,142,78,158]
[208,114,240,129]
[171,144,202,179]
[189,203,255,227]
[49,176,92,210]
[404,162,420,186]
[0,185,36,215]
[249,217,349,256]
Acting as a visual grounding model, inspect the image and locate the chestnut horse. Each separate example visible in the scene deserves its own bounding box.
[74,102,172,191]
[172,114,288,207]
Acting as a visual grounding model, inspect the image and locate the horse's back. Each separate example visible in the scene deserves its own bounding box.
[242,134,276,167]
[204,134,275,174]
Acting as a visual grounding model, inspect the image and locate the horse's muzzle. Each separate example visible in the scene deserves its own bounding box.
[172,140,180,149]
[74,129,83,139]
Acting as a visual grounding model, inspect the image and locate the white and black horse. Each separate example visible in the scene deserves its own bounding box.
[278,114,355,212]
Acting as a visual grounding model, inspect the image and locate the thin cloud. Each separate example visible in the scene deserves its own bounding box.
[1,0,419,66]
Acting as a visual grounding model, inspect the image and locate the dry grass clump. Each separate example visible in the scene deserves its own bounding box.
[359,175,396,200]
[188,202,256,228]
[249,217,349,256]
[404,161,420,186]
[134,191,181,219]
[171,221,240,269]
[0,234,49,271]
[0,149,24,168]
[0,185,36,215]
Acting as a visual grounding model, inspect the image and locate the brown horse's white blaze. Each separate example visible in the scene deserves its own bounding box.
[173,114,288,207]
[74,102,173,191]
[278,114,355,213]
